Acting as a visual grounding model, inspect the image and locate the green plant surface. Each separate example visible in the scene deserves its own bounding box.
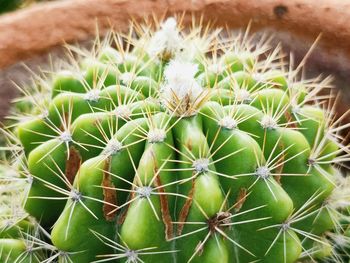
[1,17,350,263]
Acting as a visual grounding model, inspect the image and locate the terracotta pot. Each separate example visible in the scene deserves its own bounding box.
[0,0,349,131]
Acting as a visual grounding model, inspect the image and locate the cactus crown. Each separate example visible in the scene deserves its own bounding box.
[1,16,350,263]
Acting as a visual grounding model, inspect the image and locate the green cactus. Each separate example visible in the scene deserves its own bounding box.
[1,17,350,262]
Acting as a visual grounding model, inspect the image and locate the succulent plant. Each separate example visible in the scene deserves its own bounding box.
[1,17,350,263]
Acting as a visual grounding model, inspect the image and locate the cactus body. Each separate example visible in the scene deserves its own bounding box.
[1,17,350,262]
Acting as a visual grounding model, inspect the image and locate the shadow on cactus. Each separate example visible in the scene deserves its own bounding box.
[1,16,350,263]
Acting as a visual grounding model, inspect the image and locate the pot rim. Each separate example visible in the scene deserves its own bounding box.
[0,0,349,69]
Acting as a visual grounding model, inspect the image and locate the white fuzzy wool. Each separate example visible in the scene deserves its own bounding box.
[120,72,136,85]
[148,17,183,58]
[235,89,251,103]
[177,32,216,62]
[208,63,224,75]
[260,115,278,130]
[218,116,238,130]
[84,89,100,102]
[162,60,203,103]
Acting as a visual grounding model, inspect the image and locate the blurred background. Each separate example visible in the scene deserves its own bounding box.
[0,0,54,13]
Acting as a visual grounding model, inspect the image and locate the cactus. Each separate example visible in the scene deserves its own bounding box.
[1,17,350,262]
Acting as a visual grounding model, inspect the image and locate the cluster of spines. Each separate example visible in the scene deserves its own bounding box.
[0,16,349,263]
